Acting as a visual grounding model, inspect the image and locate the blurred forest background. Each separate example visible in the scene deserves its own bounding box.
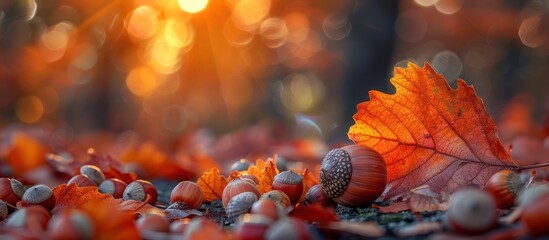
[0,0,548,159]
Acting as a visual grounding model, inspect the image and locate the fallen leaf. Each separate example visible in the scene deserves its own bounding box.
[197,167,228,202]
[373,202,409,213]
[120,143,195,180]
[80,199,140,240]
[323,221,385,238]
[348,62,517,200]
[165,208,202,221]
[288,203,338,224]
[52,183,115,213]
[248,157,278,194]
[408,185,450,212]
[5,133,47,177]
[116,199,165,217]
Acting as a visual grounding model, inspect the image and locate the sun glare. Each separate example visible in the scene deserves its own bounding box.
[177,0,208,13]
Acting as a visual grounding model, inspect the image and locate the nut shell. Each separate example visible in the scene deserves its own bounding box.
[68,174,97,187]
[98,178,127,198]
[521,192,549,235]
[251,199,280,221]
[265,217,311,240]
[123,180,158,205]
[222,179,260,208]
[0,200,8,220]
[485,170,527,209]
[260,190,291,208]
[272,170,303,205]
[0,178,24,206]
[231,159,252,171]
[226,192,258,219]
[320,145,387,207]
[170,181,204,209]
[445,188,497,235]
[6,205,52,232]
[301,184,336,207]
[136,214,170,233]
[80,165,105,185]
[48,209,93,240]
[21,184,56,211]
[234,214,272,240]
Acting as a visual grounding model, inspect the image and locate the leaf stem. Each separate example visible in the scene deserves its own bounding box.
[516,162,549,170]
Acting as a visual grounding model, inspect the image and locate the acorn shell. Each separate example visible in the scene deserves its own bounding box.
[445,188,497,235]
[68,174,97,187]
[251,199,280,221]
[231,159,252,172]
[48,209,94,240]
[6,205,52,231]
[80,165,105,185]
[234,214,272,240]
[260,190,292,209]
[21,184,56,211]
[98,178,128,198]
[485,170,527,209]
[0,200,8,220]
[222,179,260,208]
[0,178,24,206]
[521,192,549,235]
[226,192,258,219]
[123,180,158,205]
[136,214,170,233]
[272,170,303,205]
[170,181,204,209]
[265,217,311,240]
[301,184,336,207]
[320,145,387,207]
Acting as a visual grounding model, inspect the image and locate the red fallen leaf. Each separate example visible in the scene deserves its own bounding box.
[289,203,338,224]
[116,199,166,217]
[5,133,47,177]
[120,143,195,180]
[52,183,115,213]
[87,149,137,183]
[349,62,517,200]
[165,208,202,221]
[408,185,450,212]
[80,199,140,240]
[322,221,385,238]
[372,202,409,213]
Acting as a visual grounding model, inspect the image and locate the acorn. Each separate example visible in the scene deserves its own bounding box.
[123,180,158,205]
[231,159,252,171]
[485,170,529,209]
[6,205,52,232]
[240,174,259,185]
[320,145,387,207]
[183,217,225,239]
[301,184,336,208]
[226,192,258,219]
[21,184,56,211]
[68,174,97,187]
[98,178,128,198]
[234,214,273,240]
[520,192,549,236]
[445,188,497,235]
[251,199,281,221]
[170,218,191,233]
[265,217,311,240]
[48,209,94,240]
[79,165,105,185]
[516,183,549,207]
[0,178,25,206]
[169,181,204,210]
[222,179,260,208]
[0,200,8,220]
[260,190,292,209]
[136,214,170,233]
[272,170,303,205]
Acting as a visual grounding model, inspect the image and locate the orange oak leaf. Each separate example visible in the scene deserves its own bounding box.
[197,167,228,202]
[248,157,279,194]
[52,183,116,213]
[348,62,517,200]
[5,133,47,177]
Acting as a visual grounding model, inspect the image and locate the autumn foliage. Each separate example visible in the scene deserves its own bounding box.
[349,62,517,200]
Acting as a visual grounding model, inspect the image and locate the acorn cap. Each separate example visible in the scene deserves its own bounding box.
[22,185,53,204]
[320,148,352,198]
[273,170,303,185]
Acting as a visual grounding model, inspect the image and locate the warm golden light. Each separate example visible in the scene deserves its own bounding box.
[127,6,159,40]
[177,0,208,13]
[126,67,158,96]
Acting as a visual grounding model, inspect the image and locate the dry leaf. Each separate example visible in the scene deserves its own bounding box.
[116,199,165,217]
[80,200,140,240]
[349,62,516,200]
[120,143,195,180]
[408,185,450,212]
[197,167,228,202]
[288,203,338,224]
[248,157,278,194]
[5,133,47,177]
[52,184,115,213]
